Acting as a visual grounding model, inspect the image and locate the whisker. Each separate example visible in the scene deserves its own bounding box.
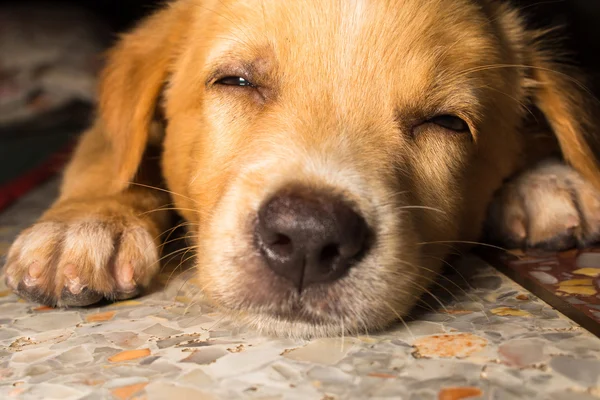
[397,205,446,214]
[458,63,597,101]
[383,301,414,340]
[158,224,199,247]
[176,267,206,302]
[422,255,474,292]
[517,0,563,12]
[208,314,228,332]
[404,280,450,314]
[377,190,409,202]
[475,83,537,121]
[166,251,198,287]
[128,182,199,204]
[160,250,193,278]
[130,204,188,256]
[392,259,463,306]
[416,240,512,254]
[360,319,371,339]
[152,245,198,270]
[423,255,489,320]
[138,207,199,217]
[340,317,345,351]
[183,298,202,316]
[157,220,199,245]
[412,298,444,314]
[158,234,196,253]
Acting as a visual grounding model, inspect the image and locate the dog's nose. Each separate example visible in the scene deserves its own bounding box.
[256,188,369,290]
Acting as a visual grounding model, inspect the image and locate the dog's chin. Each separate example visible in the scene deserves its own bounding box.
[198,221,424,338]
[220,308,398,339]
[205,284,413,338]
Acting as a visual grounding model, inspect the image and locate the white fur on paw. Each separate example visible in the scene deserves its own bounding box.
[487,161,600,250]
[3,218,159,306]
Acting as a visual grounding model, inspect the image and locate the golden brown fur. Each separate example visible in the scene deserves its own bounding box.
[4,0,600,337]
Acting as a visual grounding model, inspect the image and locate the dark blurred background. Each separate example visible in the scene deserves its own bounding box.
[0,0,160,32]
[514,0,600,87]
[0,0,599,210]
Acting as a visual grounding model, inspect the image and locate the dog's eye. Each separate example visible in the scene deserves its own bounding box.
[429,115,469,133]
[215,76,255,87]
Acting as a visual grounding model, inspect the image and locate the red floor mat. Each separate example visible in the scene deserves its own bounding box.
[0,143,73,212]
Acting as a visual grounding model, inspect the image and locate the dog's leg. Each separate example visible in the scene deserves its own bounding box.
[3,125,171,306]
[487,159,600,250]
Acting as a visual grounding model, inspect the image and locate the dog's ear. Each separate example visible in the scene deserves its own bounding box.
[525,34,600,189]
[489,1,600,188]
[98,2,192,189]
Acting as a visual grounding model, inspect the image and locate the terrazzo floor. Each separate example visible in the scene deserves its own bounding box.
[2,179,600,399]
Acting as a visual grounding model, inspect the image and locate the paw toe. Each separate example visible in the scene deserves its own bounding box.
[115,262,136,292]
[487,161,600,251]
[5,218,160,307]
[4,270,18,291]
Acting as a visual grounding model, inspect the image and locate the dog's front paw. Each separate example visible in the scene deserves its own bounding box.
[4,212,160,306]
[487,161,600,250]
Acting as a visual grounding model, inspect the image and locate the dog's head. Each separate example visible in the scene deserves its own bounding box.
[98,0,600,336]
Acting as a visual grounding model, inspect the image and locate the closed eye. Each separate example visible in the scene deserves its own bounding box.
[215,76,255,87]
[428,115,470,133]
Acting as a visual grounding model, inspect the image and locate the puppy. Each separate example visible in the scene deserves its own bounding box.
[4,0,600,337]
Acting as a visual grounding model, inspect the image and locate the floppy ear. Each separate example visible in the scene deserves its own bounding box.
[525,33,600,189]
[98,1,192,189]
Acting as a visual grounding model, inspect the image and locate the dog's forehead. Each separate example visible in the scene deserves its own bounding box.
[202,0,497,64]
[198,0,503,106]
[191,0,508,117]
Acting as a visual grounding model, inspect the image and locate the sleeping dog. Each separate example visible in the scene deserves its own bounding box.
[5,0,600,337]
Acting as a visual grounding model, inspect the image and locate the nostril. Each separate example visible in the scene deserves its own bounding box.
[269,234,294,257]
[319,244,340,266]
[272,234,291,246]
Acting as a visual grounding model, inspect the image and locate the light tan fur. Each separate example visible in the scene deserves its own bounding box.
[4,0,600,337]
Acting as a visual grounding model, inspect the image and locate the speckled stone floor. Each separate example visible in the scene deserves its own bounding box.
[2,179,600,400]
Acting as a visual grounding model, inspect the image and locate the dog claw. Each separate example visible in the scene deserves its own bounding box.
[23,262,43,286]
[66,278,85,295]
[509,218,526,241]
[116,263,137,292]
[28,262,43,278]
[23,272,39,287]
[565,215,580,230]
